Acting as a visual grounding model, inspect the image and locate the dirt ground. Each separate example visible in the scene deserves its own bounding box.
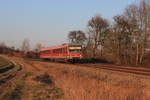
[1,57,150,100]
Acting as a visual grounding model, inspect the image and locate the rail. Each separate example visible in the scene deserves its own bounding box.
[77,64,150,76]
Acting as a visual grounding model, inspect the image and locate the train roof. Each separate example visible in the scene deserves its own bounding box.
[40,44,68,51]
[40,43,82,51]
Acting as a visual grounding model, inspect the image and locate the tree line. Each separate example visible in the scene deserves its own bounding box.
[68,0,150,65]
[1,0,150,65]
[0,39,43,58]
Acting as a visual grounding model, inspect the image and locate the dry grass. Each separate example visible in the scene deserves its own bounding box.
[1,57,150,100]
[38,62,150,100]
[0,56,10,67]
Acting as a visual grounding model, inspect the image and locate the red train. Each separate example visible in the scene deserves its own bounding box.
[40,44,83,62]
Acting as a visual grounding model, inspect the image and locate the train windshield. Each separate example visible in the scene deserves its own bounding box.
[69,46,82,54]
[69,49,81,53]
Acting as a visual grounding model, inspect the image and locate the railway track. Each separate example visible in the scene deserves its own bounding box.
[24,58,150,76]
[77,64,150,76]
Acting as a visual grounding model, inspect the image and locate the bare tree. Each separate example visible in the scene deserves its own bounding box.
[106,0,150,65]
[87,15,109,58]
[68,30,87,45]
[66,0,150,65]
[0,42,7,53]
[108,15,136,64]
[21,38,30,53]
[35,43,43,52]
[124,0,150,65]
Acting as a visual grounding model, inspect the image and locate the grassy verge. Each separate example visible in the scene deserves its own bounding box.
[0,56,14,74]
[3,84,24,100]
[31,73,64,100]
[0,56,10,67]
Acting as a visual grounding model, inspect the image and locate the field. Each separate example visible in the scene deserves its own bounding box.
[0,56,10,67]
[0,56,150,100]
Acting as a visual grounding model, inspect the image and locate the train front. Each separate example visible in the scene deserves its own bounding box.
[68,45,83,62]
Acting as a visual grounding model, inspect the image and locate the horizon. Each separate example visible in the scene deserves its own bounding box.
[0,0,139,49]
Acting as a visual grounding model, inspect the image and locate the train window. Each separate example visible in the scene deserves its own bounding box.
[64,48,67,53]
[53,48,62,53]
[69,49,81,53]
[43,50,51,54]
[62,48,66,53]
[63,48,65,53]
[53,49,56,53]
[42,51,45,54]
[59,48,62,53]
[56,49,59,53]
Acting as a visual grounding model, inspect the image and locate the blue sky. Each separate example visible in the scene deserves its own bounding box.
[0,0,139,49]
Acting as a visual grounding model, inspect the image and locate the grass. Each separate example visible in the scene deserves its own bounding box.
[36,62,150,100]
[3,84,24,100]
[33,73,54,85]
[31,85,64,100]
[1,57,150,100]
[48,88,64,99]
[22,72,33,80]
[31,73,64,100]
[0,57,10,68]
[0,56,14,74]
